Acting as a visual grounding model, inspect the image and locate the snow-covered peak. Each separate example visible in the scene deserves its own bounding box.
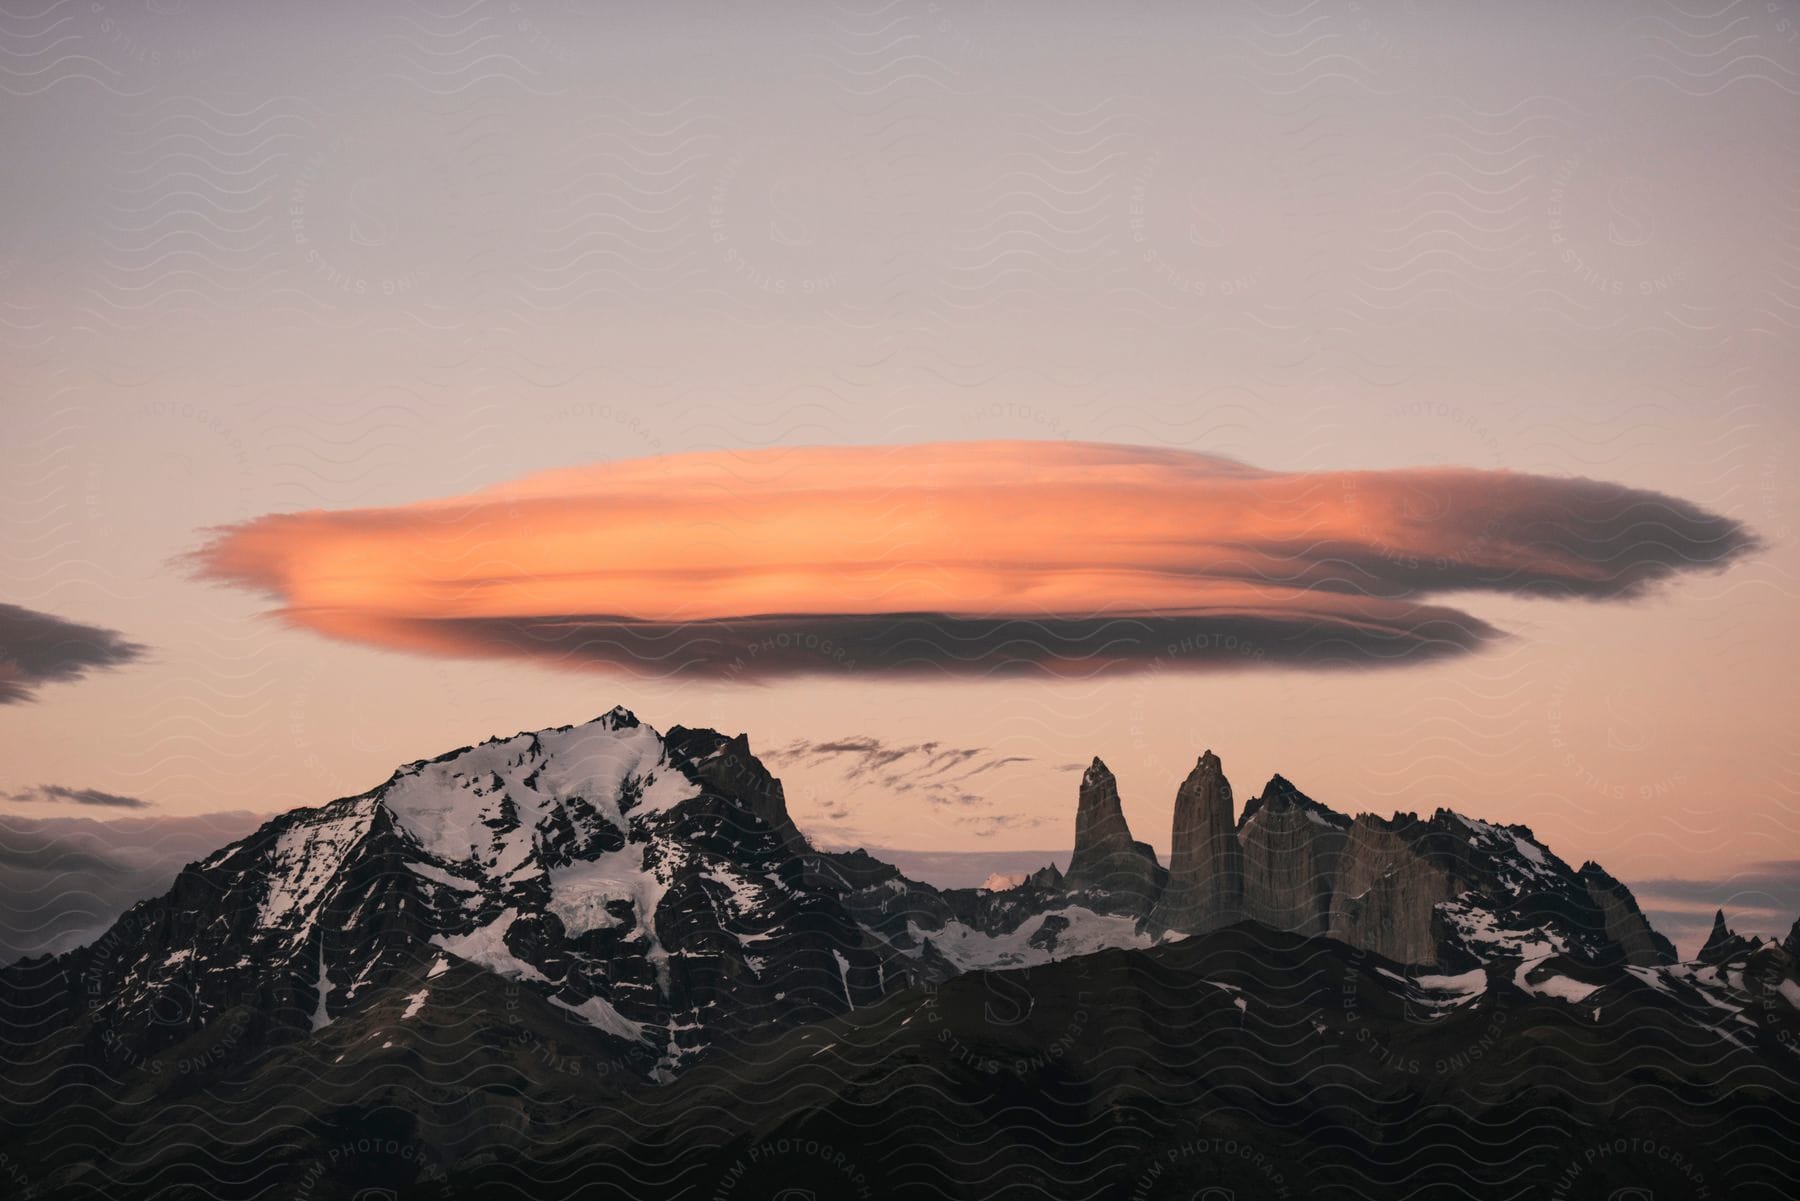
[1442,809,1564,893]
[379,715,697,869]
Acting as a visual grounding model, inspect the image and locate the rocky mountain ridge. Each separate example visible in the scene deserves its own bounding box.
[0,708,1715,1095]
[5,708,919,1086]
[1050,748,1676,974]
[2,707,1797,1201]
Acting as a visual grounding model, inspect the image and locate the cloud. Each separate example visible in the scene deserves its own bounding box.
[0,841,125,875]
[0,604,148,703]
[0,810,268,965]
[1636,860,1800,956]
[1635,860,1800,912]
[763,734,1051,837]
[765,735,1036,796]
[6,785,153,810]
[187,441,1758,680]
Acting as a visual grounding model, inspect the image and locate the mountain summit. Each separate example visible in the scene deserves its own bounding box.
[9,708,914,1084]
[2,709,1797,1201]
[1062,757,1164,909]
[2,710,1687,1084]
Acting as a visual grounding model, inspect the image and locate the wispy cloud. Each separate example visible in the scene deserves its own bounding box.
[767,735,1034,795]
[188,441,1758,680]
[5,785,153,810]
[765,734,1050,837]
[0,604,147,704]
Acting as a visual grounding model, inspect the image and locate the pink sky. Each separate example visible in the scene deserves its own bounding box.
[1,2,1797,953]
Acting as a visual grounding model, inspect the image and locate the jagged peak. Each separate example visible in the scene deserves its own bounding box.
[1577,859,1621,884]
[593,704,641,730]
[1183,749,1224,782]
[390,708,658,780]
[1240,773,1351,831]
[1699,909,1734,959]
[1082,756,1113,785]
[1696,909,1766,965]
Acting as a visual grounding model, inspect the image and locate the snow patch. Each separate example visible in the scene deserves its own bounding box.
[1415,968,1487,993]
[380,718,698,882]
[547,845,674,996]
[432,911,549,983]
[552,994,649,1042]
[258,800,377,938]
[910,907,1149,972]
[702,864,763,916]
[407,862,478,892]
[833,950,854,1008]
[548,841,674,964]
[1516,970,1601,1004]
[309,946,333,1031]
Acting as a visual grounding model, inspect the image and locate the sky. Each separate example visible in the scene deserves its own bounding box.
[2,0,1798,952]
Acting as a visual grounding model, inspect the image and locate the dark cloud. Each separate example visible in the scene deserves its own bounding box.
[367,607,1498,680]
[1248,474,1760,602]
[0,603,147,704]
[1636,860,1800,957]
[6,784,153,810]
[1635,860,1800,912]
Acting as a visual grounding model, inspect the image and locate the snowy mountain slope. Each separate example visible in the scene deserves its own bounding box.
[3,708,915,1085]
[1,709,1797,1201]
[0,707,1717,1098]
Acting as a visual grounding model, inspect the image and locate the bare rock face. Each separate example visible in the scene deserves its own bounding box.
[1326,816,1453,965]
[1147,750,1244,935]
[1698,909,1762,964]
[1063,758,1165,913]
[1578,862,1677,967]
[666,725,807,859]
[1238,775,1349,937]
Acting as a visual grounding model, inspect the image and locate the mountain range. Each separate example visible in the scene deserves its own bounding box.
[2,708,1796,1200]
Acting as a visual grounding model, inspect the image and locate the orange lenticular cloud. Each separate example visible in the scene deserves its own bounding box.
[189,441,1757,679]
